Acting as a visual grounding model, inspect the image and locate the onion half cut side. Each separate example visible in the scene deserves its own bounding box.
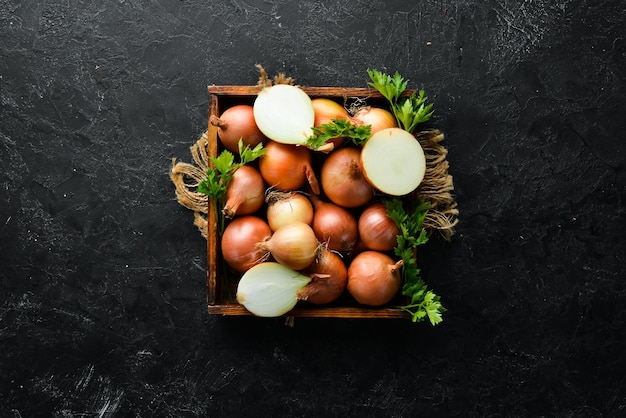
[360,127,426,196]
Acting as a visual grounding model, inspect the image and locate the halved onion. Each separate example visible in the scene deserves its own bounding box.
[253,84,315,145]
[361,127,426,196]
[236,262,311,317]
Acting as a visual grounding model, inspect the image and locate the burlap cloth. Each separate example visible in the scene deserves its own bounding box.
[170,69,458,241]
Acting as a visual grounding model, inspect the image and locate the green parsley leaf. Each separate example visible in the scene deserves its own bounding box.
[306,118,372,150]
[384,197,446,325]
[197,139,265,234]
[367,69,434,133]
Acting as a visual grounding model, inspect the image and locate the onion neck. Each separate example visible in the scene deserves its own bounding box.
[222,195,242,219]
[210,115,227,128]
[390,260,404,273]
[304,163,320,195]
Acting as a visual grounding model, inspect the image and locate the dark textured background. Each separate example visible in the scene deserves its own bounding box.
[1,0,625,416]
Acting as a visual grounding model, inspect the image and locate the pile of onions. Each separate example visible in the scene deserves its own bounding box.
[351,106,396,135]
[358,202,400,251]
[213,89,435,317]
[297,247,348,305]
[221,216,272,273]
[320,147,374,208]
[310,194,358,253]
[222,165,265,219]
[210,104,268,153]
[259,141,320,195]
[347,251,403,306]
[256,222,319,271]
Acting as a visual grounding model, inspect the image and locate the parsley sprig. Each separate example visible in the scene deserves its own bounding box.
[367,69,434,133]
[197,139,265,233]
[306,118,372,150]
[385,198,446,325]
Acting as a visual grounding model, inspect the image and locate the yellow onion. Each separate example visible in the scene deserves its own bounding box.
[351,106,397,135]
[259,141,320,194]
[253,84,315,145]
[236,262,311,317]
[361,127,426,196]
[347,251,403,306]
[256,222,319,271]
[266,191,314,231]
[297,247,348,305]
[358,202,400,251]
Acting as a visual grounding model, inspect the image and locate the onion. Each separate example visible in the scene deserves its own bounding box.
[320,147,374,208]
[256,222,319,271]
[236,262,311,317]
[351,106,397,135]
[221,216,272,273]
[259,141,320,194]
[222,165,266,219]
[266,191,313,231]
[297,247,348,305]
[253,84,315,145]
[358,202,400,252]
[312,98,350,149]
[310,194,358,253]
[210,105,268,153]
[361,127,426,196]
[347,251,403,306]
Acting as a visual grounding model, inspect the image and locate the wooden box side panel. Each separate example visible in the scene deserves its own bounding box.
[206,92,221,306]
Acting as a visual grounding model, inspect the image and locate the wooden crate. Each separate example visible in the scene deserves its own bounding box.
[206,85,412,319]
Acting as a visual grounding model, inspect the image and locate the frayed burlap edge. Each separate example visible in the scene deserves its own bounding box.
[414,129,459,241]
[170,128,459,241]
[170,131,211,239]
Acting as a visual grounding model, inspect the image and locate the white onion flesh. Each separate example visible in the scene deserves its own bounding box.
[236,262,311,317]
[253,85,315,145]
[361,127,426,196]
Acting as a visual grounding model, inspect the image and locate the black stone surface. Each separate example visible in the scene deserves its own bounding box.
[1,1,625,416]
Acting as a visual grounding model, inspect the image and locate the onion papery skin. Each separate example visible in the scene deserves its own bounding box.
[221,216,272,273]
[347,251,403,306]
[266,191,314,231]
[259,141,320,194]
[312,98,350,149]
[351,106,397,135]
[310,194,358,253]
[298,248,348,305]
[210,105,268,153]
[358,202,401,252]
[253,84,315,145]
[222,165,266,219]
[236,262,311,317]
[257,222,318,271]
[361,127,426,196]
[320,147,374,208]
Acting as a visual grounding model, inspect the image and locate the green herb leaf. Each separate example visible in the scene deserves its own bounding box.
[367,69,407,103]
[385,198,445,325]
[239,141,266,165]
[197,139,265,234]
[367,69,434,133]
[211,150,235,175]
[306,118,372,149]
